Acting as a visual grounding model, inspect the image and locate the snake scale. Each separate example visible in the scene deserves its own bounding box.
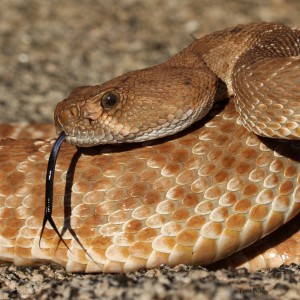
[1,22,300,273]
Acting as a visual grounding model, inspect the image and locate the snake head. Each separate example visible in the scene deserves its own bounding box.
[55,66,217,146]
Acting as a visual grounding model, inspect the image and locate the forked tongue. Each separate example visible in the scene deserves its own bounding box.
[39,132,69,249]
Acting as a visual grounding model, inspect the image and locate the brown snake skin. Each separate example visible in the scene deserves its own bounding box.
[1,23,300,273]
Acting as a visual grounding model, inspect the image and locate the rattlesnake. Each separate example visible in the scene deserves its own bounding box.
[1,22,300,273]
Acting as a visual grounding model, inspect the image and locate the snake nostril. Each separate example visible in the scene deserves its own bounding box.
[70,106,79,118]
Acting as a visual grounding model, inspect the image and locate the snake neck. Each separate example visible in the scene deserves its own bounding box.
[167,22,300,94]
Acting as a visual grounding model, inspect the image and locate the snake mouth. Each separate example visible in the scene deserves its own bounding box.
[56,122,128,146]
[65,135,107,147]
[57,128,109,147]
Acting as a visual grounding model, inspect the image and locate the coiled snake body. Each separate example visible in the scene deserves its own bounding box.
[1,22,300,273]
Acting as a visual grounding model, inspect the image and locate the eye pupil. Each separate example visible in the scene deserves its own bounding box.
[106,93,116,106]
[101,92,119,110]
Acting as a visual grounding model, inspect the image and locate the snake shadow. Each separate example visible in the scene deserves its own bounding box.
[209,214,300,270]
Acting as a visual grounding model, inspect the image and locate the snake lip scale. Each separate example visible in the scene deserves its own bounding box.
[1,22,300,273]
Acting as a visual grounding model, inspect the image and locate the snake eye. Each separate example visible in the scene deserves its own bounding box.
[101,91,120,110]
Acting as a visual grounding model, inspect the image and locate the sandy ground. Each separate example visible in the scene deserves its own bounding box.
[1,0,300,299]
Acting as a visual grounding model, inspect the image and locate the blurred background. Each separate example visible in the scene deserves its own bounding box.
[1,1,300,299]
[0,0,300,123]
